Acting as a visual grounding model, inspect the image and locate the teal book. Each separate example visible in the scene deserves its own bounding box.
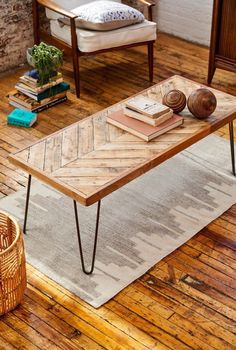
[7,109,37,127]
[15,82,70,102]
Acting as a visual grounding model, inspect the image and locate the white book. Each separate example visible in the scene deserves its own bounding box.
[125,95,170,118]
[18,77,63,93]
[124,107,173,126]
[9,100,29,111]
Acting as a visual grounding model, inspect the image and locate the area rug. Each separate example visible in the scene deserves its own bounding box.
[0,135,235,307]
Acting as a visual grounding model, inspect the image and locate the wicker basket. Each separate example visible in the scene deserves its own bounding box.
[0,211,27,315]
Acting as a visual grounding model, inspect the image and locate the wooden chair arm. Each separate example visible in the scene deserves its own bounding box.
[136,0,156,21]
[137,0,156,7]
[36,0,78,19]
[34,0,79,52]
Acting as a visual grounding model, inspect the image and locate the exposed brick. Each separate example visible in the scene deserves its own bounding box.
[0,0,138,73]
[0,0,33,73]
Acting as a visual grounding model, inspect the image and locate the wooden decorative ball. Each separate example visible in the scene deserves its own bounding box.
[187,88,217,119]
[162,89,187,113]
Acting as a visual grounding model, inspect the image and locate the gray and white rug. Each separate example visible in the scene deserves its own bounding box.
[0,135,235,307]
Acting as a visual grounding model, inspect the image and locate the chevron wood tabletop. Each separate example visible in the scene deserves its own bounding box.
[9,75,236,206]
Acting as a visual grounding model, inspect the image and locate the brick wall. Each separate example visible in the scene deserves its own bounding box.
[0,0,33,73]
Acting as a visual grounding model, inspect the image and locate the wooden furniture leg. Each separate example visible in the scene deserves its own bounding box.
[148,42,154,82]
[70,18,80,97]
[32,0,40,44]
[207,0,236,85]
[207,64,216,84]
[73,54,80,98]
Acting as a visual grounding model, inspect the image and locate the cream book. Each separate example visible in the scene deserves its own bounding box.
[16,77,63,94]
[124,107,173,126]
[125,95,170,118]
[107,110,184,142]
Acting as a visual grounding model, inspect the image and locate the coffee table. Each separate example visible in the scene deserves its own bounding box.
[9,75,236,274]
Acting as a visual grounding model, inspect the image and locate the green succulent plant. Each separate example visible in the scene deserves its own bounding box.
[29,42,63,85]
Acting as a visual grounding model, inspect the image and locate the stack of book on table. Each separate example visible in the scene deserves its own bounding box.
[8,69,70,113]
[107,95,184,141]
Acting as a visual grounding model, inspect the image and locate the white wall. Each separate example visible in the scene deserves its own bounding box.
[154,0,213,46]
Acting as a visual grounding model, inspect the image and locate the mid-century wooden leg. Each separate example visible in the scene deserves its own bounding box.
[148,42,154,83]
[32,0,40,45]
[70,18,81,98]
[72,54,81,98]
[207,63,216,85]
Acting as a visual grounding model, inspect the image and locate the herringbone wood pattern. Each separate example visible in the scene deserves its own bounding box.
[10,76,236,205]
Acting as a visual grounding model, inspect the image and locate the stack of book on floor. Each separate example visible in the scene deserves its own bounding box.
[107,95,184,141]
[8,69,70,113]
[7,108,37,128]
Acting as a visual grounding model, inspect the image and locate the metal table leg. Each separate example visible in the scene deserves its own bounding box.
[229,121,235,176]
[23,174,32,234]
[74,200,101,275]
[23,175,101,274]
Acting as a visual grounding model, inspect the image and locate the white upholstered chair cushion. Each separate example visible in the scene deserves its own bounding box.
[50,19,157,52]
[46,0,121,20]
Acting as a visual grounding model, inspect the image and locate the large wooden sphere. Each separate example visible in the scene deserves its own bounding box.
[187,88,217,119]
[162,89,186,113]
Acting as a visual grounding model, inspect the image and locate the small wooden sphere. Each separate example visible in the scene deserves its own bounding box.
[162,89,187,113]
[187,88,217,119]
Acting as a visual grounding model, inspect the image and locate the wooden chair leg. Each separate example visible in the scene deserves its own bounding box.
[72,53,80,98]
[148,42,154,82]
[70,18,80,98]
[32,0,40,44]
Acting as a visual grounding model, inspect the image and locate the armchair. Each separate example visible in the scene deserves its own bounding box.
[32,0,157,97]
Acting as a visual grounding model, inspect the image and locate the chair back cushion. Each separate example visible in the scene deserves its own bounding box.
[58,1,144,31]
[46,0,121,20]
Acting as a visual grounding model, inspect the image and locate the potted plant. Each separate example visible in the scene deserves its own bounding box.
[27,42,63,85]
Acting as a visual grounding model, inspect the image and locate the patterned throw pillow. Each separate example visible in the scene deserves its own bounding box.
[58,1,145,31]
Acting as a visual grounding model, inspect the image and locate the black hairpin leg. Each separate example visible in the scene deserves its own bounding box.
[229,121,235,176]
[23,174,32,234]
[73,200,101,275]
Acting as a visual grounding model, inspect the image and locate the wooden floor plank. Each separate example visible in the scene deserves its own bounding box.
[150,266,236,322]
[180,244,236,280]
[122,285,235,349]
[0,32,235,349]
[26,265,172,350]
[26,268,155,350]
[162,251,236,298]
[188,238,236,270]
[195,232,236,260]
[106,300,180,350]
[133,280,236,346]
[0,321,40,350]
[0,336,17,350]
[114,293,219,350]
[24,287,110,350]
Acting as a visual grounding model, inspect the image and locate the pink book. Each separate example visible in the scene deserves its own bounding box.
[107,110,184,141]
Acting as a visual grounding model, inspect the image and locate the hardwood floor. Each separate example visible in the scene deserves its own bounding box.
[0,33,235,349]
